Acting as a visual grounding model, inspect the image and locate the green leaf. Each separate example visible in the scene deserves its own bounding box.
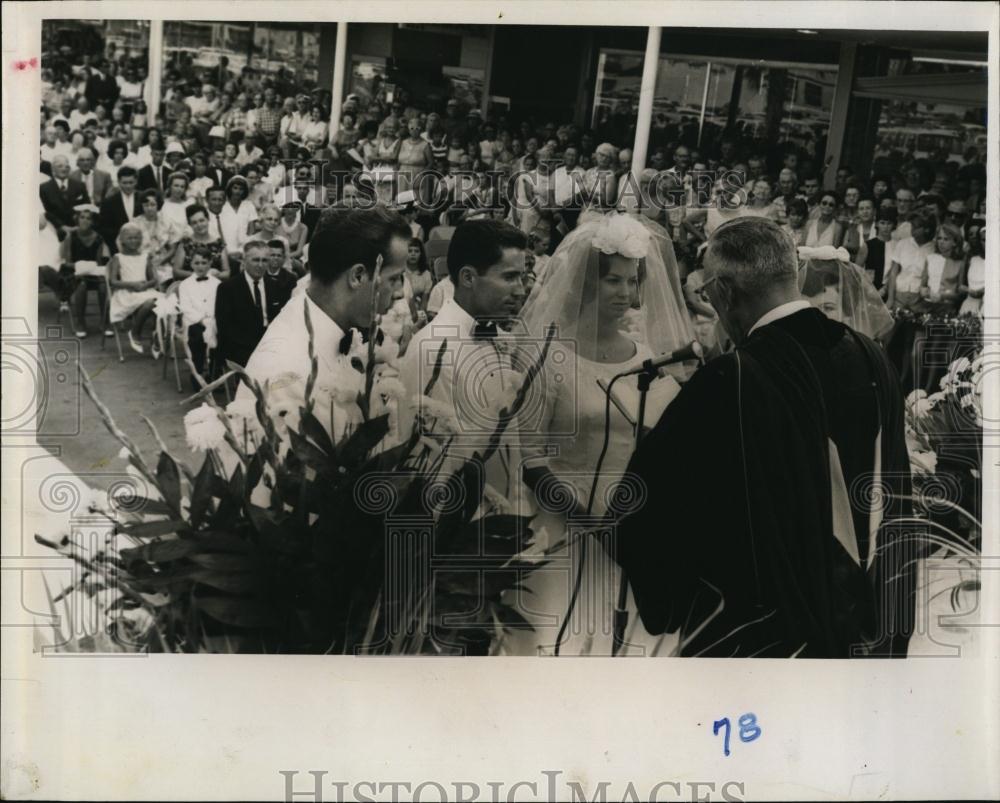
[196,596,276,628]
[120,519,189,538]
[156,452,182,512]
[120,538,196,563]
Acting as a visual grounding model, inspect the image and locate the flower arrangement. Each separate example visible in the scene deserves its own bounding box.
[891,307,982,339]
[37,286,558,654]
[903,347,983,543]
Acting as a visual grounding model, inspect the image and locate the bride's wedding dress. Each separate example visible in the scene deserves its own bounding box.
[499,212,689,656]
[501,342,681,656]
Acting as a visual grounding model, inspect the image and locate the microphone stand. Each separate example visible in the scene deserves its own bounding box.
[611,362,657,657]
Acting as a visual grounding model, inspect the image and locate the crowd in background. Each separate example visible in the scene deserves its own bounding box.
[37,40,988,394]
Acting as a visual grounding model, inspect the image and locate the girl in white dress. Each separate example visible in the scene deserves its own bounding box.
[108,222,163,354]
[501,213,687,657]
[959,222,985,317]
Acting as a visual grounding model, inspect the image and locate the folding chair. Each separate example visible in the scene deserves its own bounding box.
[432,257,449,282]
[427,225,455,242]
[100,272,126,362]
[424,237,450,264]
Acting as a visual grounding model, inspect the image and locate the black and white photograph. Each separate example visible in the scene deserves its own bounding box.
[2,1,997,800]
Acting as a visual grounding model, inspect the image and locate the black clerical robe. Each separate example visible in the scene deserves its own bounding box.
[616,308,913,657]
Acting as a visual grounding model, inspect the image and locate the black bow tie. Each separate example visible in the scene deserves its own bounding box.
[195,276,209,282]
[473,320,499,341]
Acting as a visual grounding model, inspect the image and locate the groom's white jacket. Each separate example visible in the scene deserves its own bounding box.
[399,298,531,518]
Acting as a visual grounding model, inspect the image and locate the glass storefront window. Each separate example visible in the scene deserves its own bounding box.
[872,60,987,169]
[163,22,318,88]
[350,56,388,117]
[593,48,837,157]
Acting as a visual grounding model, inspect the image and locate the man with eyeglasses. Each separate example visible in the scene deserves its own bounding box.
[614,216,912,657]
[945,199,968,231]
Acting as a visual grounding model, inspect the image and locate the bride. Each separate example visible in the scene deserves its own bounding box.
[501,213,691,656]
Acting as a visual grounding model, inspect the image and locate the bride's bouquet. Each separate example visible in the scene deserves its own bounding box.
[36,294,559,655]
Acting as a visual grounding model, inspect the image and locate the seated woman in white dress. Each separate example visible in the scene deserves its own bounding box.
[108,222,164,355]
[500,213,686,657]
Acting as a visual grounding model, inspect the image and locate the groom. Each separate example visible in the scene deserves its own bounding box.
[614,216,914,658]
[398,218,529,502]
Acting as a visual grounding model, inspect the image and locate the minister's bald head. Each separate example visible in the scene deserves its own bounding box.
[702,216,802,345]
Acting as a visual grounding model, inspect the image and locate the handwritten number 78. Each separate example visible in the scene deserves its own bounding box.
[713,713,761,756]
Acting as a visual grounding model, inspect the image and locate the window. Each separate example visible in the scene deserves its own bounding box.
[593,48,837,156]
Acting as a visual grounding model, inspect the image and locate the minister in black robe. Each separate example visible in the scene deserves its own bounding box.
[614,217,915,658]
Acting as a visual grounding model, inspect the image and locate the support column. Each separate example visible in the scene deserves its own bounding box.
[697,62,712,147]
[481,26,496,117]
[631,25,661,173]
[823,42,858,189]
[146,20,164,123]
[329,22,349,138]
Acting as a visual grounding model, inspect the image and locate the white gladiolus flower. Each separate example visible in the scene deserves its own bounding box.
[84,487,110,514]
[225,398,265,441]
[317,362,365,406]
[910,398,934,419]
[910,449,938,476]
[153,294,179,319]
[374,376,407,401]
[183,404,227,451]
[591,213,650,259]
[374,333,400,365]
[380,317,405,342]
[415,395,460,434]
[905,389,928,405]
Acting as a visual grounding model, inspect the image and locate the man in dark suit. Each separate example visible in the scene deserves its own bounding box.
[70,147,112,205]
[97,166,142,251]
[615,216,913,658]
[40,155,90,237]
[215,241,271,367]
[137,144,172,194]
[206,146,233,189]
[264,239,296,321]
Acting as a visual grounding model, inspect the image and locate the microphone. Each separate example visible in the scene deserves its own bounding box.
[617,341,703,377]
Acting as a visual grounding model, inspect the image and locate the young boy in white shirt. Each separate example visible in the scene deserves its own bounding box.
[177,249,221,389]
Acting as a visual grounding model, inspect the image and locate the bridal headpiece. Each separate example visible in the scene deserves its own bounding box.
[590,213,650,260]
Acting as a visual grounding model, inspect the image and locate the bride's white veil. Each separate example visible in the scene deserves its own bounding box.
[520,212,695,377]
[797,245,894,340]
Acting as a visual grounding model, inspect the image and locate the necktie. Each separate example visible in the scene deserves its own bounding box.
[195,276,209,282]
[252,278,263,325]
[156,166,162,190]
[215,213,226,246]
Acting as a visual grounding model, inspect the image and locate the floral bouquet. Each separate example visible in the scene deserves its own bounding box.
[903,348,983,545]
[37,283,557,655]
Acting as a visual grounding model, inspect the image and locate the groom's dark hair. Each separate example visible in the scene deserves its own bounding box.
[447,219,527,283]
[308,207,410,285]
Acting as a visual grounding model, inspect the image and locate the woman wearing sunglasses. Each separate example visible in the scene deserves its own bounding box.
[805,190,846,249]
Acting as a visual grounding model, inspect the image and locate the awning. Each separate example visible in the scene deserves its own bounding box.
[853,72,987,106]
